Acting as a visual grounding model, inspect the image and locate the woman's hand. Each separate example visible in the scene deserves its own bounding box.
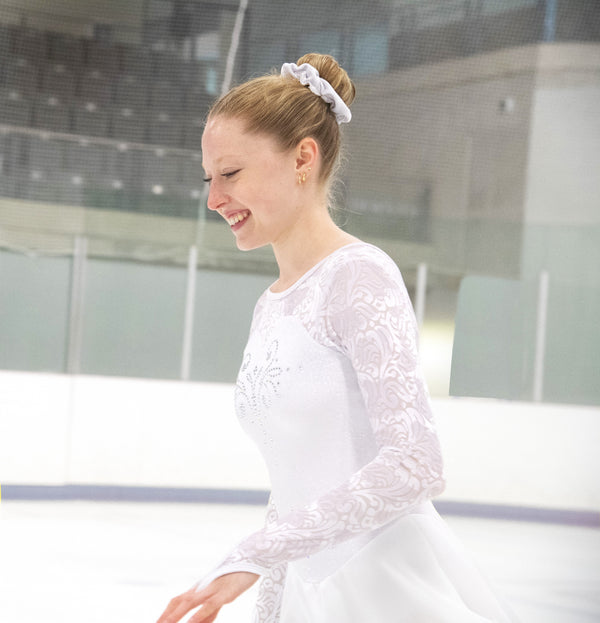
[156,572,259,623]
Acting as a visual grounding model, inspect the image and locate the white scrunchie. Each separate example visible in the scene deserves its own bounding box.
[280,62,352,125]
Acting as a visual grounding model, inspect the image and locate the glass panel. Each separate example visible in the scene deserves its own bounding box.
[191,269,274,383]
[0,249,70,372]
[81,258,186,379]
[450,275,537,401]
[544,282,600,406]
[417,270,460,398]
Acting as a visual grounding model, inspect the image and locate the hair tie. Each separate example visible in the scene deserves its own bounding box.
[280,62,352,125]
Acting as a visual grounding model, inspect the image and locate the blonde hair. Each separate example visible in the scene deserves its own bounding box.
[207,53,355,184]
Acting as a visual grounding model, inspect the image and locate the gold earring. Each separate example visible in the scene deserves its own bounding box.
[298,167,311,185]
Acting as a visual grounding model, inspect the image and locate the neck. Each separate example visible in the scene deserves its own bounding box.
[270,205,358,292]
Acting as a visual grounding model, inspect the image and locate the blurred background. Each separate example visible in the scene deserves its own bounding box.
[0,0,599,397]
[0,0,598,400]
[0,1,599,620]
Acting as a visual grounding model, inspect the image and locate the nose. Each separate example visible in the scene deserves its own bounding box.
[206,180,227,212]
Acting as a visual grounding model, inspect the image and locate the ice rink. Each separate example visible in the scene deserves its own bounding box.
[0,500,598,623]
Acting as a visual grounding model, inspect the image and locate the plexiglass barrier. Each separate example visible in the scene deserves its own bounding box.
[2,223,598,406]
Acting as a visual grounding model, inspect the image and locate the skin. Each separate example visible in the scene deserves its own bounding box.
[156,114,357,623]
[201,115,357,292]
[156,572,259,623]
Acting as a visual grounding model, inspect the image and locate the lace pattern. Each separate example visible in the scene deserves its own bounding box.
[252,497,286,623]
[195,243,445,620]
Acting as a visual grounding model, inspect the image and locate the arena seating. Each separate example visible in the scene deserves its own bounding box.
[0,22,214,217]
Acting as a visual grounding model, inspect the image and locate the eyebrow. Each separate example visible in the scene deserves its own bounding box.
[202,158,243,173]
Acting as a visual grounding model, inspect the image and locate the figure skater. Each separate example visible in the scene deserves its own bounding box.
[157,53,515,623]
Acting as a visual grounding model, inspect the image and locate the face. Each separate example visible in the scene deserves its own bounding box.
[201,116,301,251]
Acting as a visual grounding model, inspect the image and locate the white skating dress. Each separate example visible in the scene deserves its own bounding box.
[197,242,515,623]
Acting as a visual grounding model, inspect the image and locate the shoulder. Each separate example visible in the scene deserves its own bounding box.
[314,242,413,320]
[320,242,403,290]
[320,243,417,348]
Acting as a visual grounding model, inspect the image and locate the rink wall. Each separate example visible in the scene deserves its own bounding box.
[1,370,599,518]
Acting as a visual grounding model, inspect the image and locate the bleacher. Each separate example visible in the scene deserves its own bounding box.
[0,22,214,218]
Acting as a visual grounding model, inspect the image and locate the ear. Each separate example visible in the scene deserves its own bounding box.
[294,136,319,174]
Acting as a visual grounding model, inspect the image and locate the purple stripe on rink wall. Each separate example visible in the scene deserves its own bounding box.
[434,499,599,528]
[2,484,599,527]
[1,484,269,505]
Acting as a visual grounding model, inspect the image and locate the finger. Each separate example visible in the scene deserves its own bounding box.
[156,589,206,623]
[187,602,221,623]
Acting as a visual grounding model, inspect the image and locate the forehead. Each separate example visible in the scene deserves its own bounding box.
[201,116,283,168]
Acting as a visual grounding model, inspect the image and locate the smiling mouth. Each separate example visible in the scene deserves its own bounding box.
[227,211,249,226]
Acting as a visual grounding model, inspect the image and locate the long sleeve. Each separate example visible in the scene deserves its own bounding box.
[252,497,286,623]
[195,252,445,594]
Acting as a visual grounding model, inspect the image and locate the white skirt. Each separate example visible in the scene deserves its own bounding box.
[279,503,517,623]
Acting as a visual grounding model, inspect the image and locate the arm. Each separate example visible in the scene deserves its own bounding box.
[156,499,284,623]
[252,497,287,623]
[196,255,445,585]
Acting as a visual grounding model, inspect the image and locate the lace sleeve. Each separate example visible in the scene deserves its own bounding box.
[252,497,286,623]
[196,252,445,590]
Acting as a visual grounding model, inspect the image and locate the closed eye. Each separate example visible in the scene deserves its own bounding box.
[202,169,240,184]
[222,169,241,178]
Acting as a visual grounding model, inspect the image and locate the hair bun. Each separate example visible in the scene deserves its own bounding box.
[296,53,355,107]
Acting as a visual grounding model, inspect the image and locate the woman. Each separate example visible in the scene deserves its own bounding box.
[157,53,514,623]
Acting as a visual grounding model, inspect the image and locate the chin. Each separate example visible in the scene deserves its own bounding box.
[235,238,269,252]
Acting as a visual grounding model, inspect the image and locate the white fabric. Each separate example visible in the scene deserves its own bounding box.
[195,242,515,623]
[280,62,352,124]
[280,503,514,623]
